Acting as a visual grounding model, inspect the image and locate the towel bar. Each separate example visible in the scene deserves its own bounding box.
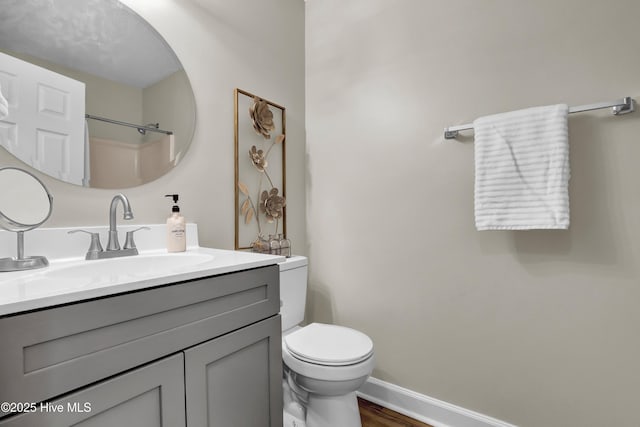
[444,96,635,140]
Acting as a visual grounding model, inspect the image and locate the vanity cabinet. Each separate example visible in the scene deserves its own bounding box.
[0,265,282,427]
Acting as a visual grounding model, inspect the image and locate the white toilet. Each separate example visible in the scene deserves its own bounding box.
[279,256,375,427]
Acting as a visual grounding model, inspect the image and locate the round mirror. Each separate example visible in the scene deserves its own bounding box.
[0,167,53,231]
[0,0,196,189]
[0,167,52,271]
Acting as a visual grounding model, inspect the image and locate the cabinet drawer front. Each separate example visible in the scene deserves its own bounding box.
[0,353,185,427]
[0,265,279,407]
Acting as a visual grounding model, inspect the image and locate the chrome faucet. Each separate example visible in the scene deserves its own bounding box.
[68,194,149,260]
[107,193,134,251]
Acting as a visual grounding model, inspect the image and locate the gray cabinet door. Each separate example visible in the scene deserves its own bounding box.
[0,353,185,427]
[185,315,283,427]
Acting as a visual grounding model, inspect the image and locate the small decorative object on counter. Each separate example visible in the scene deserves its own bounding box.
[268,234,281,255]
[278,234,291,257]
[251,234,271,254]
[165,194,186,252]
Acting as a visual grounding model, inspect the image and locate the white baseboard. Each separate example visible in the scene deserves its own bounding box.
[357,377,518,427]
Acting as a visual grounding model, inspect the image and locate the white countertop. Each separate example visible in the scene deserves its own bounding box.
[0,224,284,316]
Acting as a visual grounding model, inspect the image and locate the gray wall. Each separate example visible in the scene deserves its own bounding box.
[305,0,640,426]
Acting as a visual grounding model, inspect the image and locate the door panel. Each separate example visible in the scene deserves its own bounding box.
[0,51,85,184]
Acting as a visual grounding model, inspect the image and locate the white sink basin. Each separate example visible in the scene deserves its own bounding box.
[46,253,214,281]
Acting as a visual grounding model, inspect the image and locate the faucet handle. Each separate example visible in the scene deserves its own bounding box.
[68,230,104,260]
[124,227,150,250]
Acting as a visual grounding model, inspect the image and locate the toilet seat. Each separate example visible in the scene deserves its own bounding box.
[285,323,374,366]
[282,342,375,383]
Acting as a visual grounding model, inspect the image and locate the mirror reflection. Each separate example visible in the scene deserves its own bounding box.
[0,0,196,189]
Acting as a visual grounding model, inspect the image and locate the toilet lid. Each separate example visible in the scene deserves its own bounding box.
[284,323,374,366]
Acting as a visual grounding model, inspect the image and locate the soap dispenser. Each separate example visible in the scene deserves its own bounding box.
[164,194,186,252]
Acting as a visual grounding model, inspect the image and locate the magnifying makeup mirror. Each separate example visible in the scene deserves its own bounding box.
[0,167,53,271]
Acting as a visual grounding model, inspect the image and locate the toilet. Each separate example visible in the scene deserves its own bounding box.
[279,256,375,427]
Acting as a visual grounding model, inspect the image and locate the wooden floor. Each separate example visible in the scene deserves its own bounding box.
[358,397,433,427]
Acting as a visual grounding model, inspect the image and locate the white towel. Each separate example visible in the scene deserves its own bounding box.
[473,104,570,230]
[82,119,91,187]
[0,83,8,119]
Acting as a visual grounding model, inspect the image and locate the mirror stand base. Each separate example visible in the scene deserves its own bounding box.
[0,256,49,272]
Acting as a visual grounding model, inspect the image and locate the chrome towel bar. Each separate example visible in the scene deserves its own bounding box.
[444,96,635,140]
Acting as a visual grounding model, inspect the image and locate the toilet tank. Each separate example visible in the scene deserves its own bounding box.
[279,256,308,332]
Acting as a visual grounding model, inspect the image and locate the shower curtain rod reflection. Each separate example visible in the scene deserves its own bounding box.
[85,114,173,135]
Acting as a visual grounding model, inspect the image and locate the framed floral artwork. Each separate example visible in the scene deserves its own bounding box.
[234,88,287,250]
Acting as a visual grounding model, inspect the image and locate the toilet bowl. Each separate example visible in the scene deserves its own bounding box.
[279,257,375,427]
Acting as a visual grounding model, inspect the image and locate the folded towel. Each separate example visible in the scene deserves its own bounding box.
[0,83,8,119]
[473,104,570,230]
[82,119,91,187]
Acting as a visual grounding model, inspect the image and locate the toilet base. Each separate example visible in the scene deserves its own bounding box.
[305,391,362,427]
[283,411,307,427]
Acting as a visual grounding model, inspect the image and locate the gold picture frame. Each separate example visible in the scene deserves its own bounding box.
[234,88,287,250]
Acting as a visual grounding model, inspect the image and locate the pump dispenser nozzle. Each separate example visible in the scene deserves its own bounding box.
[165,194,180,212]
